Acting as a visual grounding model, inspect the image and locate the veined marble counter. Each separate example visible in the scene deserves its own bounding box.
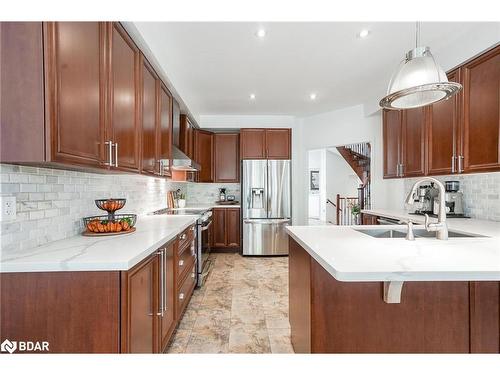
[177,202,241,209]
[286,215,500,282]
[0,215,199,273]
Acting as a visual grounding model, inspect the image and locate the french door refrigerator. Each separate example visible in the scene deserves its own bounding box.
[242,160,291,256]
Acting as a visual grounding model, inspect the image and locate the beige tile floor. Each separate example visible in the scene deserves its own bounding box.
[167,253,294,353]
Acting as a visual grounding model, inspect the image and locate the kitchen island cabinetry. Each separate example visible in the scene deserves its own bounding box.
[288,236,500,353]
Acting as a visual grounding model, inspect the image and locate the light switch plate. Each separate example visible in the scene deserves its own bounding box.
[0,196,17,221]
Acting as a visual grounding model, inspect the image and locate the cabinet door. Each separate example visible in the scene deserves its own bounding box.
[194,129,214,182]
[1,22,45,163]
[109,22,141,172]
[226,208,240,247]
[172,99,181,148]
[462,46,500,173]
[141,57,158,175]
[212,208,226,247]
[401,107,426,177]
[180,115,194,159]
[383,109,403,178]
[214,133,240,182]
[159,242,176,352]
[45,22,106,167]
[427,69,461,175]
[266,129,291,159]
[158,84,172,177]
[240,129,266,159]
[123,255,158,353]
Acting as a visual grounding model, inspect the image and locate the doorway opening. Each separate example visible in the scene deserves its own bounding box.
[307,142,371,225]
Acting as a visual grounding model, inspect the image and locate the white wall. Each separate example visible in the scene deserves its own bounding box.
[293,104,405,225]
[324,150,361,224]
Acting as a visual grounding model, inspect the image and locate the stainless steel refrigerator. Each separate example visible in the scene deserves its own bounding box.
[242,160,291,256]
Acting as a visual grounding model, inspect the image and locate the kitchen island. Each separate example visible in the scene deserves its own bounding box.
[286,221,500,353]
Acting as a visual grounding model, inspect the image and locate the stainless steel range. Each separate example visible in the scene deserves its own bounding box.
[151,208,213,287]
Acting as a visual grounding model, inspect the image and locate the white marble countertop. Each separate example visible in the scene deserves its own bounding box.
[0,215,199,273]
[286,211,500,282]
[178,202,241,209]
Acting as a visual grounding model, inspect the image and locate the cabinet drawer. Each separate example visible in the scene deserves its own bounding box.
[177,239,196,280]
[177,262,196,318]
[178,225,195,250]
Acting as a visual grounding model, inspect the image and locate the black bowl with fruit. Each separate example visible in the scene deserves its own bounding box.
[82,214,137,235]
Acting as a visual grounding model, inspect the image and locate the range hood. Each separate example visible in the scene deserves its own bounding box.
[170,146,200,171]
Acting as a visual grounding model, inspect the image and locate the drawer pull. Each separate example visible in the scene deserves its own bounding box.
[191,226,196,232]
[179,293,185,300]
[179,260,184,266]
[191,272,196,279]
[180,233,187,240]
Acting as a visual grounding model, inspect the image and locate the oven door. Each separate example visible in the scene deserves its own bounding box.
[197,218,212,286]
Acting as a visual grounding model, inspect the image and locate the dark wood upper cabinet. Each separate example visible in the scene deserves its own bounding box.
[0,22,45,163]
[211,208,227,248]
[266,129,291,159]
[462,46,500,173]
[45,22,106,167]
[141,56,159,175]
[108,22,141,172]
[214,133,240,183]
[240,129,266,159]
[121,253,157,354]
[427,69,461,175]
[240,128,291,160]
[401,107,427,177]
[180,114,195,159]
[172,99,181,148]
[158,84,173,177]
[194,129,214,182]
[226,208,241,248]
[383,109,402,178]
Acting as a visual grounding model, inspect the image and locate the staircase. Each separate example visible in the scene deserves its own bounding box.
[336,142,371,211]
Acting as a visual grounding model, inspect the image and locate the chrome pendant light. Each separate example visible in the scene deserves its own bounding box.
[379,22,462,110]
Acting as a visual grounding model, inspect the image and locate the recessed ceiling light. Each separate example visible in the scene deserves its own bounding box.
[256,28,266,38]
[249,93,256,100]
[309,93,317,100]
[358,29,370,39]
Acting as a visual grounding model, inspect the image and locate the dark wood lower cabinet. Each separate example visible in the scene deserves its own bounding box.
[0,237,196,353]
[289,237,500,353]
[211,207,240,250]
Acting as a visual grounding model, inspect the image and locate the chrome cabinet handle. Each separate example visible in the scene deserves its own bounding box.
[113,143,118,167]
[179,293,184,301]
[400,163,404,177]
[156,250,165,317]
[451,156,456,173]
[191,226,196,232]
[191,272,195,279]
[190,243,196,256]
[105,141,113,166]
[178,259,184,266]
[458,155,464,173]
[180,233,187,240]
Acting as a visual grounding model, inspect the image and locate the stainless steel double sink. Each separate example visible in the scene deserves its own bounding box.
[354,228,485,239]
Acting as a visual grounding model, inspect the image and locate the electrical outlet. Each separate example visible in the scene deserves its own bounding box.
[0,196,17,221]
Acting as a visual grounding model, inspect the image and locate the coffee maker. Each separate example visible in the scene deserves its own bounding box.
[413,184,438,214]
[434,180,464,216]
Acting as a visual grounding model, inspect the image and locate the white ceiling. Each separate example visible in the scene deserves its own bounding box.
[134,22,499,117]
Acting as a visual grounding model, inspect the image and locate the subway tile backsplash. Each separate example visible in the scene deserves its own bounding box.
[186,182,240,204]
[404,172,500,221]
[0,164,186,253]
